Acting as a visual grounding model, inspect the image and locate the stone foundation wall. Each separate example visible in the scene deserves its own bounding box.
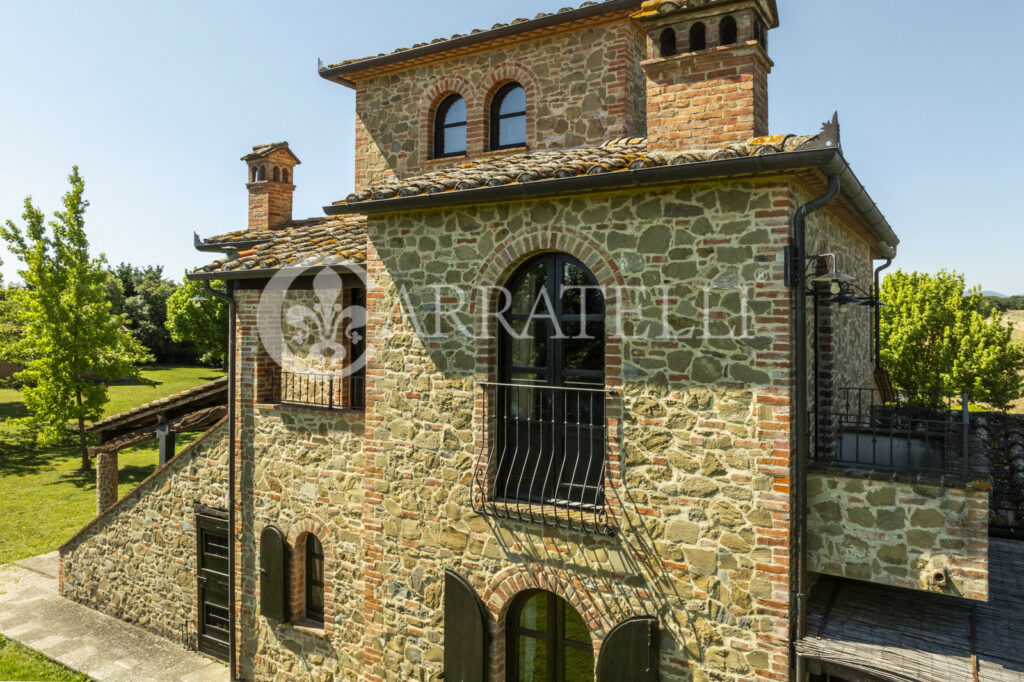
[59,421,229,644]
[807,472,989,601]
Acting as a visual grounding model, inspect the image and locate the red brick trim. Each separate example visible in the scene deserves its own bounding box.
[419,76,477,161]
[285,513,337,637]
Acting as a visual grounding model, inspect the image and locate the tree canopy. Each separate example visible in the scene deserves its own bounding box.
[880,270,1024,410]
[165,276,228,369]
[1,168,153,468]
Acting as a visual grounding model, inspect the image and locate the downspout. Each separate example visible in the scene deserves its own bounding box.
[202,280,238,680]
[873,258,893,368]
[790,174,841,682]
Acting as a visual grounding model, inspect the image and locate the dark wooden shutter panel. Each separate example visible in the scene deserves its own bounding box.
[443,569,489,682]
[259,525,288,622]
[596,615,659,682]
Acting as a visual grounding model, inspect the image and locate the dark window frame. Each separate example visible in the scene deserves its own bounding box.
[304,534,325,625]
[490,83,528,151]
[689,22,707,51]
[434,94,468,159]
[719,15,738,46]
[507,590,593,682]
[659,27,677,57]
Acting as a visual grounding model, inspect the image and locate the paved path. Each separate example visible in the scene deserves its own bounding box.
[0,552,227,681]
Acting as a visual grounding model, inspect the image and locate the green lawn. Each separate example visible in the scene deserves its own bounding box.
[0,365,222,564]
[0,634,89,681]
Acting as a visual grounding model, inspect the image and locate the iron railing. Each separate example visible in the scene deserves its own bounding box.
[270,368,365,411]
[811,387,970,477]
[472,381,614,535]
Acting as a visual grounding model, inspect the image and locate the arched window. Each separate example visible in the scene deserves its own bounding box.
[282,168,290,184]
[258,165,267,181]
[434,94,467,158]
[719,16,738,45]
[689,22,707,51]
[272,166,280,182]
[250,166,258,183]
[305,535,324,626]
[659,27,677,57]
[495,253,606,509]
[490,83,527,150]
[508,591,593,681]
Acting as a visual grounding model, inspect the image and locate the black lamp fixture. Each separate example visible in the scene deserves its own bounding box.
[785,252,884,307]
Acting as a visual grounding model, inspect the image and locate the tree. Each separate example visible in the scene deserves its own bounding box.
[165,276,228,368]
[1,168,153,468]
[880,270,1024,410]
[108,263,179,362]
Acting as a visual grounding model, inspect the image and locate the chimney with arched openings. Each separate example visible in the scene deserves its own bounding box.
[243,142,301,231]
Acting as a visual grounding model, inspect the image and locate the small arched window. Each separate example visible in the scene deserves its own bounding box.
[719,16,738,46]
[434,94,467,158]
[282,168,290,184]
[250,166,258,183]
[305,535,324,625]
[490,83,527,150]
[508,591,593,681]
[257,165,267,181]
[689,22,707,51]
[659,28,677,57]
[272,166,280,182]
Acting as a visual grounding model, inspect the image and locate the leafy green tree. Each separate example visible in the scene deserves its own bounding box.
[108,263,179,361]
[165,276,228,368]
[1,168,153,469]
[880,270,1024,410]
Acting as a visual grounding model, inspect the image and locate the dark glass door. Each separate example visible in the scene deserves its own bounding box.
[196,513,230,662]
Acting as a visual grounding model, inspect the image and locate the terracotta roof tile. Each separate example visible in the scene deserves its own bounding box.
[89,376,228,433]
[336,134,819,207]
[197,216,367,274]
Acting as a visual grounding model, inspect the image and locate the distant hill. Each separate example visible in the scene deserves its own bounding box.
[983,290,1008,298]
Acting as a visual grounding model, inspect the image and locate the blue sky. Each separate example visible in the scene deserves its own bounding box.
[1,0,1021,294]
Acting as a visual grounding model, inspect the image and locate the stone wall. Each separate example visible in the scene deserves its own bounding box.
[352,17,647,190]
[351,180,801,681]
[59,421,229,645]
[806,472,989,601]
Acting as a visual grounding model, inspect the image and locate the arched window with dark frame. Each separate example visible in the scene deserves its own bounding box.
[689,22,707,51]
[494,253,606,511]
[282,168,290,184]
[659,27,677,57]
[719,15,738,45]
[508,590,594,681]
[305,534,324,626]
[490,83,527,150]
[434,94,467,158]
[272,166,280,182]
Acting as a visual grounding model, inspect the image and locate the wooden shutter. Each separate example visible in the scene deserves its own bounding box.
[259,525,288,622]
[443,569,489,682]
[596,615,659,682]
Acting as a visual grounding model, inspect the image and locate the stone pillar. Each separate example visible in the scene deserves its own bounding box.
[95,450,119,515]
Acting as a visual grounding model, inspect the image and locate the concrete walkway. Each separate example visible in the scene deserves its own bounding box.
[0,552,227,681]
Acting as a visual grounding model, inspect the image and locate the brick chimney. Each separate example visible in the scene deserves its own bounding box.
[632,0,778,151]
[243,142,301,231]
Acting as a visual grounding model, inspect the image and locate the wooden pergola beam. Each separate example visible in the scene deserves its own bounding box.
[89,405,227,457]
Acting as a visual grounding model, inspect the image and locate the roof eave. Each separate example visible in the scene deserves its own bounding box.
[324,149,899,254]
[187,263,367,283]
[318,0,643,86]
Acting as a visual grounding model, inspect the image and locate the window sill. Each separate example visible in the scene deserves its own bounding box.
[423,154,468,166]
[287,618,330,639]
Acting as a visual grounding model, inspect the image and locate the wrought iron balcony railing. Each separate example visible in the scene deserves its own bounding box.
[472,381,614,535]
[811,387,970,477]
[270,368,365,411]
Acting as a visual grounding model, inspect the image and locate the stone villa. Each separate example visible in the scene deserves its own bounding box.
[57,1,1024,680]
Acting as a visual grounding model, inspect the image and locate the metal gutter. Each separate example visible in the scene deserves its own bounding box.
[326,148,899,253]
[318,0,643,87]
[187,264,366,284]
[201,280,238,680]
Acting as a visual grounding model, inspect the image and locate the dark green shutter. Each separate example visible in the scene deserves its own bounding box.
[259,525,288,622]
[596,616,659,682]
[444,569,489,682]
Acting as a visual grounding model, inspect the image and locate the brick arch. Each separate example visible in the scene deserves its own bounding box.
[419,76,477,160]
[478,63,541,150]
[468,224,626,531]
[480,565,617,679]
[285,513,337,635]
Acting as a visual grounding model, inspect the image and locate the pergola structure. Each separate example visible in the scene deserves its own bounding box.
[88,376,228,514]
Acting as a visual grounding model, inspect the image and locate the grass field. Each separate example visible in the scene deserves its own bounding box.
[0,635,89,682]
[1006,311,1024,414]
[0,365,222,564]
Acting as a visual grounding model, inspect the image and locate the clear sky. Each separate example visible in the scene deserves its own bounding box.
[1,0,1021,293]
